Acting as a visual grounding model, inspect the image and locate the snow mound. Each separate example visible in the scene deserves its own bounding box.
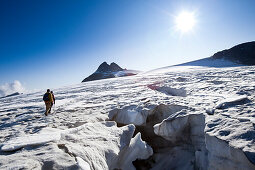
[131,109,206,169]
[1,131,61,151]
[215,95,249,109]
[117,132,153,170]
[146,104,189,126]
[147,83,187,97]
[108,105,149,125]
[76,157,91,170]
[206,134,255,169]
[206,95,250,115]
[156,86,187,97]
[1,122,152,170]
[154,112,205,144]
[154,111,255,169]
[108,104,188,127]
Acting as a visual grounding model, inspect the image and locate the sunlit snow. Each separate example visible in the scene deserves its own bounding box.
[0,58,255,169]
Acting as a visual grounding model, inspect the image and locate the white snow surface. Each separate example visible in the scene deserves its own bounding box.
[76,157,91,170]
[94,69,140,79]
[114,69,141,77]
[1,130,61,151]
[1,62,255,169]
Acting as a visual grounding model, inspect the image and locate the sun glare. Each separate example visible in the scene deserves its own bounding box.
[175,11,196,33]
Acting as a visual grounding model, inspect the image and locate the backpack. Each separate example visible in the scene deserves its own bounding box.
[43,93,50,101]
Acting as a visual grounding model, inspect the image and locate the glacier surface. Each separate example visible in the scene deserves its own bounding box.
[0,63,255,169]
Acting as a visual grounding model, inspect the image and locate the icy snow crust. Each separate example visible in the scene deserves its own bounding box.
[1,64,255,169]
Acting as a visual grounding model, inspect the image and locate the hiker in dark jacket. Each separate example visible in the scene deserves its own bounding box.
[43,89,54,116]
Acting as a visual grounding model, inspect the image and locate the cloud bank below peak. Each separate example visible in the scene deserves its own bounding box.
[0,81,26,97]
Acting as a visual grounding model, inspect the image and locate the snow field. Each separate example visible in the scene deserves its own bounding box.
[0,63,255,169]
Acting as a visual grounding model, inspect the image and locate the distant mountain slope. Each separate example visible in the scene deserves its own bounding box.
[211,41,255,65]
[177,58,242,68]
[147,42,254,74]
[179,41,255,67]
[82,62,140,82]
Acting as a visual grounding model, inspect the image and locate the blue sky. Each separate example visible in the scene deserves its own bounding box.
[1,0,255,90]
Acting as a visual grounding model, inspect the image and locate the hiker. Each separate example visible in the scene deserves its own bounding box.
[49,91,55,113]
[43,89,54,116]
[51,91,55,105]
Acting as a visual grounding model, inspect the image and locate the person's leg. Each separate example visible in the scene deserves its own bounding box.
[49,103,52,113]
[45,102,51,116]
[49,104,52,113]
[47,102,52,114]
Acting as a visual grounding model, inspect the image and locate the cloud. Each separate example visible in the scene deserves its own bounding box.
[0,81,26,97]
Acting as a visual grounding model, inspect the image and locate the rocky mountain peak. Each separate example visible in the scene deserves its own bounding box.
[96,62,111,72]
[109,62,123,72]
[96,62,123,73]
[82,62,136,82]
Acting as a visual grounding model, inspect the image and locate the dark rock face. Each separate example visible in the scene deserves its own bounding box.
[211,41,255,65]
[96,62,111,72]
[109,62,123,72]
[82,72,115,82]
[96,62,123,73]
[82,62,126,82]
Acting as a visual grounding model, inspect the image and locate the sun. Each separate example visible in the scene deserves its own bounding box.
[175,11,196,33]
